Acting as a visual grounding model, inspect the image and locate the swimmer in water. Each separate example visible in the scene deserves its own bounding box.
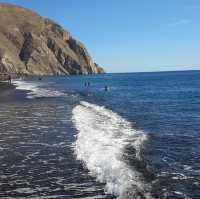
[105,85,109,91]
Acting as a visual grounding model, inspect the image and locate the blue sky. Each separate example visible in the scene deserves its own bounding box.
[1,0,200,72]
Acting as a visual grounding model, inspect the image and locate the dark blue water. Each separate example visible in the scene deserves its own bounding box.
[0,71,200,199]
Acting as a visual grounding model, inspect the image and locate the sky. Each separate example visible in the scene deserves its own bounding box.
[0,0,200,73]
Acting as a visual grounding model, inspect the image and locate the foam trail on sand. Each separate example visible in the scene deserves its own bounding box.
[72,101,152,199]
[13,80,65,99]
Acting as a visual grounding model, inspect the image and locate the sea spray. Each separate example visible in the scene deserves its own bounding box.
[72,101,152,198]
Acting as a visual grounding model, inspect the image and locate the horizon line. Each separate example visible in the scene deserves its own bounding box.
[107,69,200,74]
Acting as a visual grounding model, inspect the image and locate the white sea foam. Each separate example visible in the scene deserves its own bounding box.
[72,101,152,199]
[13,80,65,99]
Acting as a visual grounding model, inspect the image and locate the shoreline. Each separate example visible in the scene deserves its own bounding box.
[0,82,28,103]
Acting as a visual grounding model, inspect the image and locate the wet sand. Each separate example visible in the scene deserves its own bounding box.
[0,82,27,103]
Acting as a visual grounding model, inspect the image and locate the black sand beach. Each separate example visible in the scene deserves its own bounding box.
[0,82,27,103]
[0,80,112,199]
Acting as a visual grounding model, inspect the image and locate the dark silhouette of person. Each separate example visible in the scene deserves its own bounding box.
[8,75,11,84]
[105,85,109,91]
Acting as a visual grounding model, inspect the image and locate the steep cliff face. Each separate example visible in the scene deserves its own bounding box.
[0,4,105,75]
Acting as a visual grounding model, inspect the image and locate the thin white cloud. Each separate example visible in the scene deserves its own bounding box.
[168,19,191,27]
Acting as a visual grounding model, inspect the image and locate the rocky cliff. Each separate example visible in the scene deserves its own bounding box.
[0,3,105,75]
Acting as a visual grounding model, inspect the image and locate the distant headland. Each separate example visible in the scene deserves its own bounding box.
[0,3,105,76]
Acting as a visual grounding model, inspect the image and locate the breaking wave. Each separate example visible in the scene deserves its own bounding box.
[13,80,65,99]
[72,101,152,199]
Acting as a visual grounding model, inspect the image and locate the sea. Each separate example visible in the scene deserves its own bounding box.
[0,71,199,199]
